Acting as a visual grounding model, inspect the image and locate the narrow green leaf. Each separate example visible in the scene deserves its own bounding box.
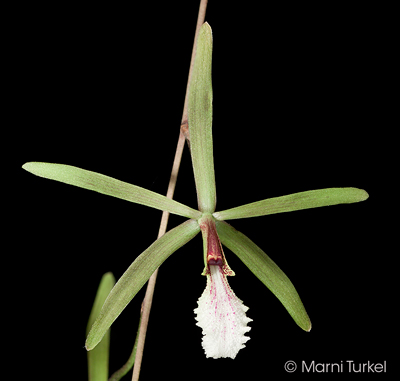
[213,187,369,221]
[188,22,216,213]
[216,220,311,332]
[86,272,116,381]
[108,316,141,381]
[85,219,200,351]
[22,162,201,219]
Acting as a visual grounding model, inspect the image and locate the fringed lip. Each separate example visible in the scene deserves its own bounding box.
[194,265,252,359]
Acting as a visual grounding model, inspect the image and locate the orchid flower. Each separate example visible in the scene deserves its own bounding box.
[22,23,368,359]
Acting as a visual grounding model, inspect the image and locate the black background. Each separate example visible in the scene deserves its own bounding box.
[13,1,394,380]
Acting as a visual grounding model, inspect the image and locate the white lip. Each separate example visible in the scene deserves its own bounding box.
[194,265,252,359]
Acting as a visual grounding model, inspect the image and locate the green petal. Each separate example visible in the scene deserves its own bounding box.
[216,220,311,332]
[86,272,115,381]
[22,162,201,219]
[188,22,216,213]
[213,187,369,221]
[85,219,200,351]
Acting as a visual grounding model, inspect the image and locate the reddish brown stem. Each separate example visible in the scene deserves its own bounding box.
[130,2,208,380]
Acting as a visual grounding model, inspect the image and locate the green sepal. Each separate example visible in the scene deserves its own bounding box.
[85,219,200,351]
[86,272,116,381]
[188,22,216,213]
[22,162,201,219]
[213,187,368,221]
[216,220,311,332]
